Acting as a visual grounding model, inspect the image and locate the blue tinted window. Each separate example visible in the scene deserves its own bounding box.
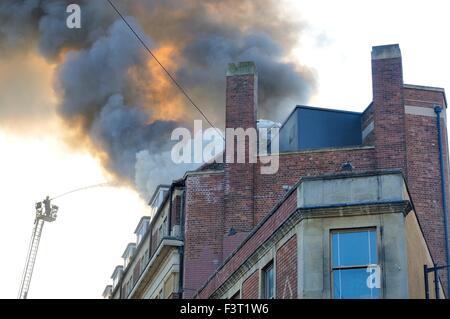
[331,229,380,299]
[332,230,377,267]
[333,268,380,299]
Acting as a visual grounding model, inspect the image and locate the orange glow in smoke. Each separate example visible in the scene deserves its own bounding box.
[128,44,187,123]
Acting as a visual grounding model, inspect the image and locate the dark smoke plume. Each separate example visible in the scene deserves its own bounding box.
[0,0,316,198]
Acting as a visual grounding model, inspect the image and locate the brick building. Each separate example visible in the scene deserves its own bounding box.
[104,44,449,299]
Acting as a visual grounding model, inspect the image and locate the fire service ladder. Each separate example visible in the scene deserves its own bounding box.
[17,183,111,298]
[18,198,58,299]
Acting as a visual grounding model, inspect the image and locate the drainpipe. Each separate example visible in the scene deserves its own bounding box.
[178,188,186,299]
[434,106,450,298]
[168,186,173,237]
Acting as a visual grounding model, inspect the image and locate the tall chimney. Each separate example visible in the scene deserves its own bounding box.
[371,44,407,172]
[223,61,257,258]
[225,62,257,132]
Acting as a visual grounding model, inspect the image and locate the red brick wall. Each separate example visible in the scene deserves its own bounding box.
[186,146,376,297]
[371,51,407,172]
[254,147,376,223]
[170,194,181,234]
[276,235,297,299]
[197,190,297,298]
[370,48,449,290]
[242,271,259,299]
[186,51,450,298]
[183,173,224,298]
[224,67,257,254]
[404,87,449,291]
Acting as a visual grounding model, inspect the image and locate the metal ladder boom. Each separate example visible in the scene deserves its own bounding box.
[17,185,105,298]
[18,219,45,299]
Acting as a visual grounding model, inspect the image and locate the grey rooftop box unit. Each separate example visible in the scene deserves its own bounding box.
[279,105,362,152]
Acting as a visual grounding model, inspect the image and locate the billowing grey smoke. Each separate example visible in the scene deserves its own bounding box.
[0,0,316,199]
[57,19,146,121]
[91,94,178,179]
[180,32,311,121]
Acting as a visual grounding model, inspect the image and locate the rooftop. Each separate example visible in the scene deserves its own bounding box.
[121,243,136,259]
[110,265,123,279]
[134,216,150,234]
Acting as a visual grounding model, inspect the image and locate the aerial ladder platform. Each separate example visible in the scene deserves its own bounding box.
[18,197,58,299]
[17,183,111,298]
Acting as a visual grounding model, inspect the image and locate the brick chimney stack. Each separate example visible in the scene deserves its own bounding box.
[371,44,407,172]
[225,61,257,133]
[223,61,257,258]
[371,44,450,291]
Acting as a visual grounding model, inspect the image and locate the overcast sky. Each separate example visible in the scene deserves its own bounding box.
[1,0,449,298]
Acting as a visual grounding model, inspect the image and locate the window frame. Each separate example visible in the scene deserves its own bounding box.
[330,227,380,299]
[262,261,274,299]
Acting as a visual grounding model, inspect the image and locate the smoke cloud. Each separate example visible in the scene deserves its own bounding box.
[0,0,316,199]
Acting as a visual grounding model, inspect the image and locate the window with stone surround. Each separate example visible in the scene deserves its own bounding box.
[262,261,274,299]
[331,228,380,299]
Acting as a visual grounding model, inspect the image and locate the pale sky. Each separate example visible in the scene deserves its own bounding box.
[1,0,449,298]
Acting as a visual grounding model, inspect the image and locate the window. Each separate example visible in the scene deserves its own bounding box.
[162,216,167,237]
[112,273,120,289]
[331,228,380,299]
[262,262,274,299]
[137,219,149,244]
[112,267,123,290]
[158,224,163,242]
[126,276,134,296]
